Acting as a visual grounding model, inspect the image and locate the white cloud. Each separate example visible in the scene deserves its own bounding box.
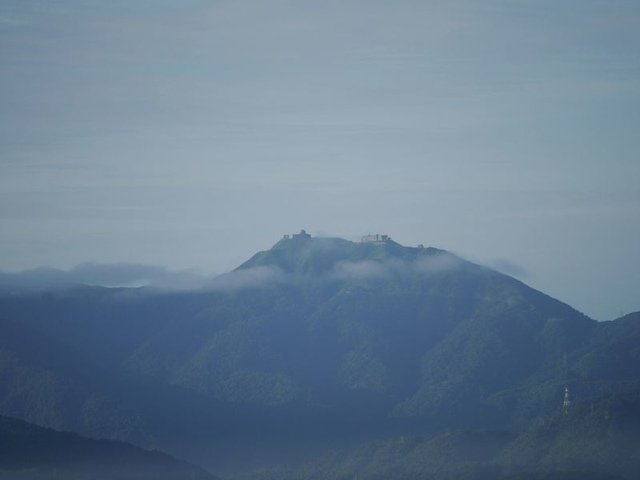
[331,253,463,281]
[207,266,286,292]
[413,254,462,274]
[331,260,391,280]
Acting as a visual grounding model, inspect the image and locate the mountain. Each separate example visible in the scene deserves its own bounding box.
[0,414,217,480]
[238,390,640,480]
[0,234,638,474]
[498,389,640,478]
[0,316,243,450]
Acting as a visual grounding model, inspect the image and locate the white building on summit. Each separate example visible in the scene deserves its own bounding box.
[283,230,311,240]
[361,234,390,243]
[293,229,311,238]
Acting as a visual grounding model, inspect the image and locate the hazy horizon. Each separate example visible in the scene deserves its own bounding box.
[2,0,639,320]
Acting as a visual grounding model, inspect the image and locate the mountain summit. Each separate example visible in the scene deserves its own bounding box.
[238,231,451,277]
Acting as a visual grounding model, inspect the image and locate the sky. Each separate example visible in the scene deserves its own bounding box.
[1,0,639,320]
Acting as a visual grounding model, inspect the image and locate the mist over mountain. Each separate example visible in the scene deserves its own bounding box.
[0,234,638,478]
[0,263,214,291]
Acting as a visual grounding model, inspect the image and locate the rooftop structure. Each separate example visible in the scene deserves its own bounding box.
[286,229,311,239]
[361,234,390,243]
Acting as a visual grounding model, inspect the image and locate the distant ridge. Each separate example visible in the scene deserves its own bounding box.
[0,414,217,480]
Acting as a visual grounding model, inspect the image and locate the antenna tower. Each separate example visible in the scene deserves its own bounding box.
[562,386,571,414]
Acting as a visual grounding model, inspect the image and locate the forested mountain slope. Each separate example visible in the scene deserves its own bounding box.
[0,235,638,474]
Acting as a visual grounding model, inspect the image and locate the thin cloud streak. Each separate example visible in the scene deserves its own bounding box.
[0,254,466,292]
[0,263,211,290]
[330,254,463,281]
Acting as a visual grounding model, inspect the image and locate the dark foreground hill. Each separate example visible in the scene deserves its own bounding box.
[0,234,638,475]
[0,414,216,480]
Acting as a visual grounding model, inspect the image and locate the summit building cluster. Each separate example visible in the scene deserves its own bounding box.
[282,231,425,249]
[360,234,390,243]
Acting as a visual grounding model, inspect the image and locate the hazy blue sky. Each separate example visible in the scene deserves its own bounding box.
[1,0,639,319]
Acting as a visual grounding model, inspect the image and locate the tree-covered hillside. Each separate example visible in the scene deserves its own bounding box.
[234,391,640,480]
[0,235,638,475]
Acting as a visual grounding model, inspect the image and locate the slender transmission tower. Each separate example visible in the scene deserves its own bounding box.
[562,386,571,414]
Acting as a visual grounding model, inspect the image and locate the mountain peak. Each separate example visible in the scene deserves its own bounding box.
[237,232,448,276]
[273,231,424,253]
[280,229,312,241]
[277,230,401,247]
